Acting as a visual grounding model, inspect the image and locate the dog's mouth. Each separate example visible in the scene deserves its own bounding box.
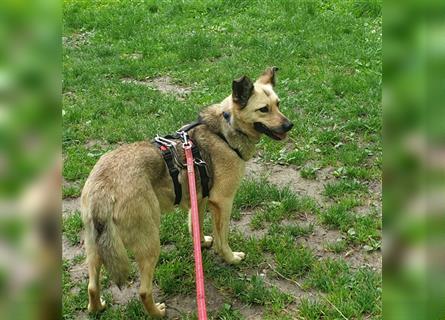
[253,122,288,141]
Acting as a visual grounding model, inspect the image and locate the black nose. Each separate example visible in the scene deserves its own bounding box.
[282,121,294,132]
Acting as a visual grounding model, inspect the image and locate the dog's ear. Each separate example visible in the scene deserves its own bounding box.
[232,76,254,108]
[258,66,278,86]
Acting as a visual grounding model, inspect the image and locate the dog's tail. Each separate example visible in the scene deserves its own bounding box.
[92,213,130,288]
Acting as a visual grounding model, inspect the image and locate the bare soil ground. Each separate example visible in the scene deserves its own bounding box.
[121,76,191,100]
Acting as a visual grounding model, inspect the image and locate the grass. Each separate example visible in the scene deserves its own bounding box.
[63,211,83,245]
[63,0,382,318]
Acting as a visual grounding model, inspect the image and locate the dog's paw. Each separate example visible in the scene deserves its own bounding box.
[225,251,246,264]
[202,235,213,248]
[154,302,166,317]
[88,297,106,313]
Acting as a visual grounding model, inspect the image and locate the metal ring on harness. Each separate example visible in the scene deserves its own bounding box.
[154,128,210,205]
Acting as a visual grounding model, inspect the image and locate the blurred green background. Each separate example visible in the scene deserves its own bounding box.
[384,1,445,319]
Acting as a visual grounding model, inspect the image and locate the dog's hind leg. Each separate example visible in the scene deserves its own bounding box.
[85,234,106,313]
[137,249,165,318]
[188,198,213,248]
[130,195,165,318]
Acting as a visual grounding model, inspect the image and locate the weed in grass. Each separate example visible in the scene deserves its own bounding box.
[337,142,369,167]
[304,259,381,318]
[63,211,83,245]
[275,244,314,278]
[278,148,309,166]
[234,179,280,209]
[323,178,367,200]
[300,165,318,180]
[298,298,326,320]
[248,187,318,228]
[347,212,381,250]
[231,207,241,221]
[306,258,350,293]
[63,277,89,319]
[349,267,382,315]
[344,166,373,180]
[261,233,315,279]
[325,239,348,254]
[159,209,189,245]
[155,258,195,296]
[352,0,381,18]
[286,223,314,238]
[212,303,243,320]
[319,200,356,231]
[250,212,265,230]
[233,275,293,308]
[63,185,81,198]
[71,254,85,265]
[268,223,314,239]
[94,299,150,320]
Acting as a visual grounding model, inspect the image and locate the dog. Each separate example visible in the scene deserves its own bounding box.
[80,67,293,317]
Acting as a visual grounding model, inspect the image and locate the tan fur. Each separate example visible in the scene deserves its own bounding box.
[81,67,292,317]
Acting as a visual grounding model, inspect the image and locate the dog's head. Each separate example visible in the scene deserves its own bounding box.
[231,67,293,141]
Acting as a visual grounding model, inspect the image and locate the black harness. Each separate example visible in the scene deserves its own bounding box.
[153,121,209,205]
[153,116,244,205]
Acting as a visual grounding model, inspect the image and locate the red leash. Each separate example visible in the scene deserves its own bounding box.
[183,140,208,320]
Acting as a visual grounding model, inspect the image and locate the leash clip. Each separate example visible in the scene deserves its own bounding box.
[177,130,191,149]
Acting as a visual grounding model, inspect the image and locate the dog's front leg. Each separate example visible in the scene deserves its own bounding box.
[188,198,213,248]
[209,198,245,264]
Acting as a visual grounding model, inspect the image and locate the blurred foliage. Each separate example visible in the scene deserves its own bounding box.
[0,0,60,319]
[384,1,445,319]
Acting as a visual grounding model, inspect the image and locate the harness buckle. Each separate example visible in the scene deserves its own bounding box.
[194,158,209,175]
[154,135,177,147]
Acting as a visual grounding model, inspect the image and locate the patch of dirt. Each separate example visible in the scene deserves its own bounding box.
[245,158,334,205]
[63,29,95,48]
[62,237,83,260]
[120,52,143,60]
[121,76,191,100]
[232,210,267,238]
[84,139,112,149]
[242,160,382,273]
[233,302,264,320]
[110,281,140,305]
[295,215,381,271]
[63,178,81,190]
[164,281,225,319]
[297,215,342,257]
[344,249,382,272]
[75,311,89,320]
[70,262,88,283]
[63,197,80,216]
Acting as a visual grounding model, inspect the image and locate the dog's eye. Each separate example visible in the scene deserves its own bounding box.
[258,106,269,113]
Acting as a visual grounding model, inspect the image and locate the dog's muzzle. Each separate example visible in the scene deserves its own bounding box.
[254,121,293,141]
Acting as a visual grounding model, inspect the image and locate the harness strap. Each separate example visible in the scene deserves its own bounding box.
[183,116,245,161]
[179,124,210,199]
[191,145,210,198]
[215,132,244,160]
[156,145,182,205]
[178,119,203,133]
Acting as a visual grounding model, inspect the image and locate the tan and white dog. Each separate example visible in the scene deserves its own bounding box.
[81,67,293,317]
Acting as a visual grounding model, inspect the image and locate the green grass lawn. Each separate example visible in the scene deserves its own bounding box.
[63,0,382,319]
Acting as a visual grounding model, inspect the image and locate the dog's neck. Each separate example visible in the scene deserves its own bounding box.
[199,101,258,161]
